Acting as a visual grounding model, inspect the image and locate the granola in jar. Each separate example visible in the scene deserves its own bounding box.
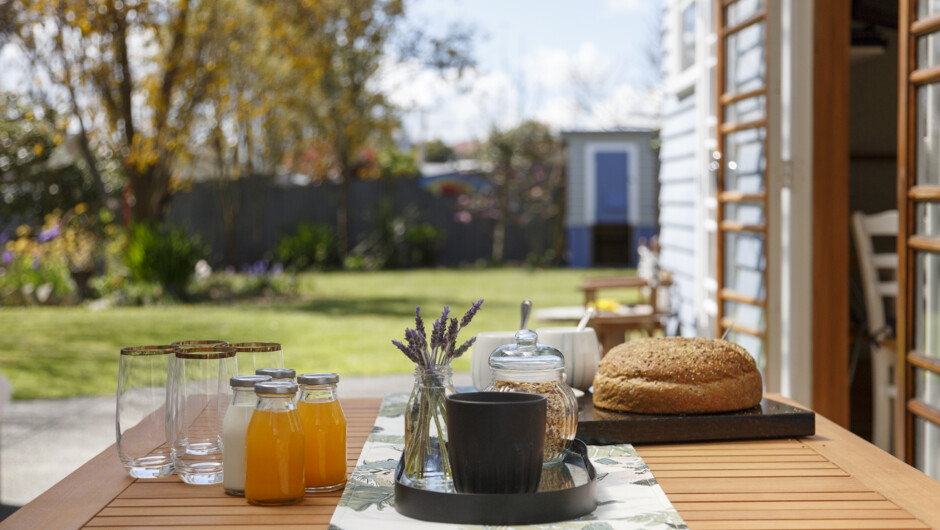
[490,379,578,463]
[485,328,579,464]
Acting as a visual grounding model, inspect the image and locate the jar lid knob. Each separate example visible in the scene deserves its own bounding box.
[514,328,538,350]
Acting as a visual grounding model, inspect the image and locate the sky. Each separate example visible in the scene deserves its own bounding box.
[0,0,664,146]
[385,0,664,144]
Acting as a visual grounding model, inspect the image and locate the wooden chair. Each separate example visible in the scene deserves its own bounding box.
[851,209,898,453]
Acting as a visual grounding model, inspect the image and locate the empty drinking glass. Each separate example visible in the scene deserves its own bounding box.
[167,344,237,485]
[116,345,176,478]
[232,342,284,376]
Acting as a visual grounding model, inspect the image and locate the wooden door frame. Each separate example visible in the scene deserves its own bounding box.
[811,0,851,427]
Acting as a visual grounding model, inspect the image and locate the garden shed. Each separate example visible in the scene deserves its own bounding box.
[562,129,660,268]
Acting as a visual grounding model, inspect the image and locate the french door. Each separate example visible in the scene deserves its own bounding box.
[715,0,769,370]
[898,0,940,475]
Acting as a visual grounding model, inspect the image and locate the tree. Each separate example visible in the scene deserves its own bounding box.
[0,92,105,223]
[5,0,472,241]
[269,0,473,258]
[423,139,454,163]
[463,121,565,262]
[6,0,247,224]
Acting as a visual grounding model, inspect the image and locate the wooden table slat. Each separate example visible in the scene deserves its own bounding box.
[671,500,899,511]
[98,505,338,517]
[652,476,872,494]
[680,509,916,520]
[647,461,838,470]
[665,492,887,502]
[690,520,929,529]
[84,514,334,526]
[642,455,828,463]
[651,468,849,478]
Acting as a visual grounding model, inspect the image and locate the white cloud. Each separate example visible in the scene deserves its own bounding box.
[381,37,662,143]
[524,43,611,90]
[604,0,654,14]
[380,57,521,143]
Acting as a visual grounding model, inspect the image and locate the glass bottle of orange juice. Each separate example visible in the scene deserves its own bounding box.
[244,381,305,505]
[297,373,347,492]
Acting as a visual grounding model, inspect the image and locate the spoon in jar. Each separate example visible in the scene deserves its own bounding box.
[576,306,595,331]
[520,300,532,330]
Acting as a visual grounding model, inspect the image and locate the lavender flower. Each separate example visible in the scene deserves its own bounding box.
[460,299,484,328]
[453,336,476,359]
[392,299,484,369]
[31,255,40,270]
[1,250,11,265]
[415,306,426,342]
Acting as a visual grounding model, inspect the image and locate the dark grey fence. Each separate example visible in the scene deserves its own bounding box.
[167,176,558,268]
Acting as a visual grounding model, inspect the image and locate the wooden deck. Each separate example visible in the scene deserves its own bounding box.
[3,394,940,529]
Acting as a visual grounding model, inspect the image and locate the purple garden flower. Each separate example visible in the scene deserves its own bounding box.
[1,250,12,265]
[38,225,60,243]
[0,233,7,245]
[31,255,40,270]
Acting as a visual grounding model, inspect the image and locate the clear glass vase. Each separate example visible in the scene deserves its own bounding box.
[402,365,455,492]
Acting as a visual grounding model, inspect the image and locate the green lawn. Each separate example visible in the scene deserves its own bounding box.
[0,268,631,400]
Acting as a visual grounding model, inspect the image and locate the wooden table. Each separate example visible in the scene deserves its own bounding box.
[4,394,940,529]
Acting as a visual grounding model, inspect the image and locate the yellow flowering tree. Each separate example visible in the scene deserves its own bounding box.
[6,0,241,224]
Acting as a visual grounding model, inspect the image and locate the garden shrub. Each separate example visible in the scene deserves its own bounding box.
[189,265,297,302]
[275,223,337,271]
[402,223,445,267]
[124,223,206,298]
[0,243,75,305]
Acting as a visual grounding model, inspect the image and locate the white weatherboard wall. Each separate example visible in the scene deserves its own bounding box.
[657,0,706,337]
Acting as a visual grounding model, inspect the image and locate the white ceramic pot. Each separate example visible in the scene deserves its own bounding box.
[470,331,517,390]
[535,327,601,391]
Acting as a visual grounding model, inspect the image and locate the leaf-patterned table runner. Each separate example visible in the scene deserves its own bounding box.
[329,393,687,530]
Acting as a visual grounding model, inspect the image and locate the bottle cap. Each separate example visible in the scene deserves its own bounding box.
[254,381,299,395]
[255,368,296,379]
[298,373,339,385]
[229,375,271,388]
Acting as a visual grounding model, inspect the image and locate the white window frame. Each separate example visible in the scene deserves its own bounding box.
[669,0,700,94]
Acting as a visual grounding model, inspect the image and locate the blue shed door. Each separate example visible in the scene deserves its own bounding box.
[595,151,628,223]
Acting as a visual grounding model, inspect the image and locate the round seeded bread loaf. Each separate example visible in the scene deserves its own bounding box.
[592,337,763,414]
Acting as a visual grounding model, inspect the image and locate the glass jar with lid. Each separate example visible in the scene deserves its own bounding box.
[484,329,578,464]
[297,373,347,492]
[244,381,305,505]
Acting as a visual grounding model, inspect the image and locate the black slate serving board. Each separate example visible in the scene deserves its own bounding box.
[576,396,815,445]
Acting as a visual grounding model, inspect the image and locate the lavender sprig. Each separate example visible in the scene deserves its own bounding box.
[415,306,426,346]
[453,336,476,359]
[392,299,484,368]
[460,299,484,328]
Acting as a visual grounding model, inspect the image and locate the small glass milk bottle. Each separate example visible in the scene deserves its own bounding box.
[245,382,305,505]
[298,373,347,492]
[222,375,271,496]
[485,329,578,464]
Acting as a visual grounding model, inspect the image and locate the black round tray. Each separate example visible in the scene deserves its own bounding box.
[394,439,597,525]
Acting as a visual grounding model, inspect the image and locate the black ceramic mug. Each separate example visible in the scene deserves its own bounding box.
[445,391,546,494]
